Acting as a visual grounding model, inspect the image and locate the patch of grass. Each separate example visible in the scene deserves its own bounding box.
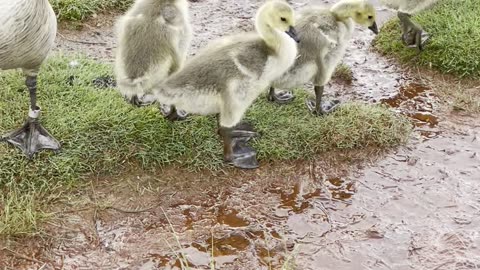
[373,0,480,78]
[0,188,47,237]
[332,63,353,84]
[49,0,133,22]
[0,55,412,236]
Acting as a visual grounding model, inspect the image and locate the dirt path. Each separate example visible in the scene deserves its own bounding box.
[2,0,480,269]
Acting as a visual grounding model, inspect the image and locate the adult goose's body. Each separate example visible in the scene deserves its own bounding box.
[0,0,60,157]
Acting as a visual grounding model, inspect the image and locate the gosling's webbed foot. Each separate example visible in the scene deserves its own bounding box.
[228,139,259,169]
[219,124,259,170]
[398,12,430,51]
[160,104,188,121]
[127,95,154,107]
[306,99,341,116]
[231,121,260,139]
[2,116,61,158]
[267,87,295,105]
[407,30,430,51]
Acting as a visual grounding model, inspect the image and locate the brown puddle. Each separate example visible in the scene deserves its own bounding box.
[381,82,430,108]
[4,0,480,270]
[326,177,356,202]
[214,206,250,227]
[381,82,441,138]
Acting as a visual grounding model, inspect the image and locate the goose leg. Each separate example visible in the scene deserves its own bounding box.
[2,75,61,158]
[398,12,430,51]
[218,124,259,169]
[267,87,295,104]
[306,85,340,116]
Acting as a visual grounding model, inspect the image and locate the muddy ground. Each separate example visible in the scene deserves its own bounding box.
[1,0,480,269]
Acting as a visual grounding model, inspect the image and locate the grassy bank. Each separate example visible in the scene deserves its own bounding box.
[0,55,412,236]
[373,0,480,78]
[49,0,133,22]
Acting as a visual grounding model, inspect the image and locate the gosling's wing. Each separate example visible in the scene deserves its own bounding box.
[297,8,340,52]
[164,34,262,92]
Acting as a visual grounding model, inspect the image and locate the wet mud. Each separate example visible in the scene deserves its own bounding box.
[2,0,480,269]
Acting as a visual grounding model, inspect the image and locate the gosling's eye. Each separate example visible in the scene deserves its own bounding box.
[280,17,287,22]
[368,15,373,19]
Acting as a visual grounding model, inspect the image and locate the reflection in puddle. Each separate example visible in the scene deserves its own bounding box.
[209,233,250,256]
[270,183,323,214]
[410,112,439,128]
[270,179,357,215]
[326,177,356,202]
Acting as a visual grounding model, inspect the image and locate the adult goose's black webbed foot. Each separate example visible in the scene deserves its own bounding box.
[219,125,259,170]
[267,87,295,104]
[160,105,188,121]
[2,108,61,158]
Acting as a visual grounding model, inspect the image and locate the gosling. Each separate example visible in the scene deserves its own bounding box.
[269,0,378,115]
[1,0,61,157]
[115,0,192,121]
[380,0,438,51]
[149,0,300,169]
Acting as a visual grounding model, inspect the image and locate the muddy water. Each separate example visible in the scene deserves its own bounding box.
[11,124,477,270]
[3,0,479,270]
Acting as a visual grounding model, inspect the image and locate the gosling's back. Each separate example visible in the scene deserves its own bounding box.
[0,0,57,73]
[164,35,274,93]
[115,0,191,82]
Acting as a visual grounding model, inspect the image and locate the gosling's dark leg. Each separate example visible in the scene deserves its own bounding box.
[161,105,188,122]
[306,85,340,116]
[267,87,295,104]
[2,75,61,158]
[398,12,430,51]
[218,125,259,169]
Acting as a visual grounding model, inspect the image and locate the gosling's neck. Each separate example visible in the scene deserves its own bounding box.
[330,0,362,21]
[256,21,284,52]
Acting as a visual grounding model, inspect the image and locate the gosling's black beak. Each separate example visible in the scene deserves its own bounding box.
[368,21,379,34]
[285,26,300,43]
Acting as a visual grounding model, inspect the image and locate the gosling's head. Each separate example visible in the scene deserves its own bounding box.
[354,1,378,34]
[256,0,300,43]
[332,0,378,34]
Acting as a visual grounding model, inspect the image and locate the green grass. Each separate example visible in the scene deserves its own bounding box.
[49,0,133,22]
[373,0,480,78]
[0,55,412,236]
[0,188,47,236]
[332,63,354,84]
